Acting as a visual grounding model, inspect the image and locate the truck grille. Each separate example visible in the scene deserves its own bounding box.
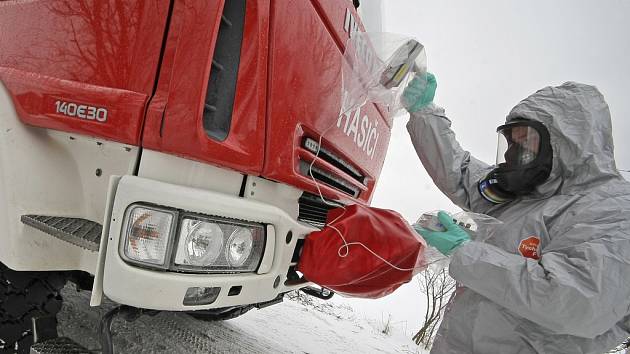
[297,192,342,228]
[298,161,360,198]
[302,138,366,185]
[298,137,367,198]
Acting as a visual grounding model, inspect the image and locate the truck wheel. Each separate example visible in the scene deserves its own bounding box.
[0,263,66,354]
[188,305,254,322]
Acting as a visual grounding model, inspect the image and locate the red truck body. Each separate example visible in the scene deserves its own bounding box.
[0,0,390,205]
[0,1,391,349]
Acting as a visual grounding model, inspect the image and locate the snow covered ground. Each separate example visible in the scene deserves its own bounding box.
[58,286,428,354]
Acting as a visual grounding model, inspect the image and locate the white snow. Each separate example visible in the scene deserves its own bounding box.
[58,286,429,354]
[230,293,427,354]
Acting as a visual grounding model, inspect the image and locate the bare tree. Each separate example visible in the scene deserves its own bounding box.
[412,267,455,349]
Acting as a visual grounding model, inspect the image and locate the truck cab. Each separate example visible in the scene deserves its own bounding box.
[0,0,388,350]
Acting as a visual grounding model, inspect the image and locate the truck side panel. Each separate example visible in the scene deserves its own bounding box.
[0,68,147,145]
[0,0,169,271]
[0,82,137,272]
[0,0,170,144]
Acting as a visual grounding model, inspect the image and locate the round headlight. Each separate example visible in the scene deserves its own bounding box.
[184,222,224,265]
[226,228,253,267]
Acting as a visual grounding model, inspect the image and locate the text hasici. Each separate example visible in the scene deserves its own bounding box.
[337,96,380,160]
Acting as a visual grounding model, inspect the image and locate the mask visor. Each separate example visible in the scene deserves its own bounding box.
[496,125,541,167]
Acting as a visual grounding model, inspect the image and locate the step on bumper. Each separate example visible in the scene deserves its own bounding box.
[30,337,90,354]
[21,215,102,252]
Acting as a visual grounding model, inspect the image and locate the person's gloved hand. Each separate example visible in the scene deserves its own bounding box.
[414,211,470,256]
[402,72,437,112]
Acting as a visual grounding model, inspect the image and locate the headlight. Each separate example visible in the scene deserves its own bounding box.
[120,205,177,268]
[174,216,265,273]
[177,219,224,266]
[226,228,254,267]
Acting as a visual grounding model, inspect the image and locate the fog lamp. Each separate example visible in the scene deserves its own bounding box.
[183,287,221,306]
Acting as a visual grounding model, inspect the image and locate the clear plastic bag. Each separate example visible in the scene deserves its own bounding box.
[298,33,430,299]
[341,32,427,117]
[414,210,503,270]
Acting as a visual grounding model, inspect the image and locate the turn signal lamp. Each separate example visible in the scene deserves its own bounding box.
[121,205,176,268]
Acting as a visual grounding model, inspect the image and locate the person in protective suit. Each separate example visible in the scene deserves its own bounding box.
[404,75,630,354]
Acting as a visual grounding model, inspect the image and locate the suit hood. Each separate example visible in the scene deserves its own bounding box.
[506,82,621,197]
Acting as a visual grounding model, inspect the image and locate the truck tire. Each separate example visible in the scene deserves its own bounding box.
[0,263,66,354]
[188,305,254,322]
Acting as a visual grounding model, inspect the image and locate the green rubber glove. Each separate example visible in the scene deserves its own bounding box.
[402,72,437,112]
[414,211,470,256]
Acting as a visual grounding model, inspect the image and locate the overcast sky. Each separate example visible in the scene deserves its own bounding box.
[332,0,630,334]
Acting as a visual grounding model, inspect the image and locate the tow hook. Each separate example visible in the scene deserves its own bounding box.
[100,305,159,354]
[300,286,334,300]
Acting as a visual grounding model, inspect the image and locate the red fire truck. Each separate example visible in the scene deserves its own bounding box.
[0,0,389,351]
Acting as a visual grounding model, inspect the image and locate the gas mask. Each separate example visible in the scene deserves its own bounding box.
[479,119,553,204]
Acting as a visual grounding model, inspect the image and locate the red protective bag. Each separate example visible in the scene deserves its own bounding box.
[297,204,427,299]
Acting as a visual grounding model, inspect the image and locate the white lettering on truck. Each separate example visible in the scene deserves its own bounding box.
[54,100,108,122]
[337,92,380,160]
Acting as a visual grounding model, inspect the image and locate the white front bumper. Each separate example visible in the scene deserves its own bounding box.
[99,176,314,311]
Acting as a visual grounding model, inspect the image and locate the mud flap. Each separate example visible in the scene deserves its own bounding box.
[90,176,122,307]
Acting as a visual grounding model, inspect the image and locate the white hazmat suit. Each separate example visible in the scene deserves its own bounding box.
[407,82,630,354]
